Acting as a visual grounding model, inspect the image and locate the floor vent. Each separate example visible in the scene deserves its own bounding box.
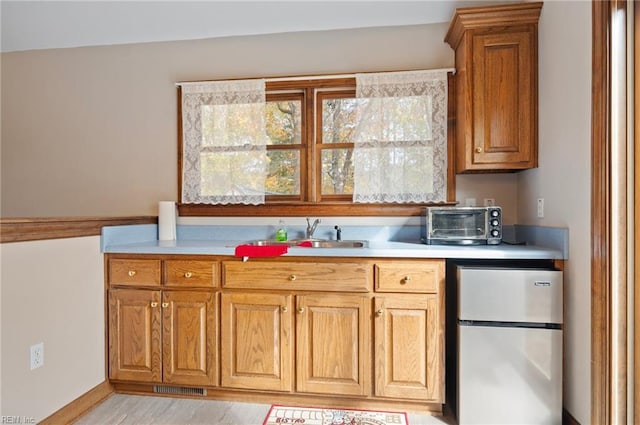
[153,385,207,396]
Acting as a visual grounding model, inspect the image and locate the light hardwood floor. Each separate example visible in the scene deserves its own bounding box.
[75,394,455,425]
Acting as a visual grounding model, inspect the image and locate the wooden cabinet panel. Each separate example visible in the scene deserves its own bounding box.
[374,295,443,402]
[164,260,218,288]
[221,293,292,391]
[108,289,162,382]
[471,31,534,167]
[109,259,161,287]
[445,2,542,172]
[223,261,372,292]
[162,291,218,386]
[375,260,444,293]
[296,294,370,396]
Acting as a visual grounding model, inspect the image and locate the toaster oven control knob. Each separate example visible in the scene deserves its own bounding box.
[491,210,500,217]
[491,230,500,237]
[491,219,499,226]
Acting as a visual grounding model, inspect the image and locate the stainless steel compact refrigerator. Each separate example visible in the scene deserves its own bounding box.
[457,267,563,425]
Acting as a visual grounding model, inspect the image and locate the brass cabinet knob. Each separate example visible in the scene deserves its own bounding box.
[281,306,288,313]
[128,270,136,277]
[376,309,384,317]
[297,307,305,313]
[150,302,158,308]
[288,274,297,281]
[184,272,193,278]
[401,276,411,284]
[475,147,483,153]
[162,302,169,308]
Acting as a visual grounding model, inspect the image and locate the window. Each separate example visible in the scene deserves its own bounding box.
[178,72,454,216]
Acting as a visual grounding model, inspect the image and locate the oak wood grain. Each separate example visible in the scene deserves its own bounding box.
[109,258,162,287]
[221,292,292,391]
[162,291,218,386]
[374,260,444,294]
[108,289,162,382]
[222,261,373,292]
[0,216,157,243]
[374,295,443,402]
[445,2,541,173]
[39,381,114,425]
[164,259,219,288]
[296,294,370,397]
[591,2,612,424]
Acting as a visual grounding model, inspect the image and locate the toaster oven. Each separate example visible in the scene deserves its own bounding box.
[422,206,502,245]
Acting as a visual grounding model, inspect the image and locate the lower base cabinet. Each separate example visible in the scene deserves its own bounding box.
[374,295,443,401]
[107,255,444,410]
[220,292,293,391]
[109,288,218,386]
[296,294,370,396]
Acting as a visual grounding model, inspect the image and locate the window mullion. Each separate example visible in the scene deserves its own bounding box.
[305,87,316,202]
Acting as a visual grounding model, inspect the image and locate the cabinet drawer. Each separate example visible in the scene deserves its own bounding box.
[164,260,218,288]
[375,260,444,293]
[223,261,372,292]
[109,259,161,287]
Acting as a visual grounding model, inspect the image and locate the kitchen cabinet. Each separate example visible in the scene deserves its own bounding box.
[107,257,218,386]
[445,2,542,172]
[106,254,445,412]
[296,294,370,396]
[373,260,444,402]
[222,260,371,397]
[220,292,293,391]
[374,295,442,401]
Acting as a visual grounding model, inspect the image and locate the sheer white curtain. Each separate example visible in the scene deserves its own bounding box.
[181,79,268,205]
[352,70,448,203]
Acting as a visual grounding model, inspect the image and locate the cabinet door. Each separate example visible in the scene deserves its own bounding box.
[221,293,292,391]
[374,295,443,402]
[296,294,370,396]
[108,289,162,382]
[471,30,536,169]
[162,291,218,386]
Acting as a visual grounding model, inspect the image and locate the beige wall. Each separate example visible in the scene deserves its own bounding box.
[0,236,105,421]
[518,1,592,423]
[0,5,591,420]
[0,22,518,219]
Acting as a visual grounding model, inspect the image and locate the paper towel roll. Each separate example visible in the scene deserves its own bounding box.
[158,201,177,241]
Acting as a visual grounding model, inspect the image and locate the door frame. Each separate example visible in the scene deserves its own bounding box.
[591,1,637,424]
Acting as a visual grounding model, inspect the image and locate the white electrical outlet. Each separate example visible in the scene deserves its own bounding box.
[464,198,477,207]
[537,198,545,218]
[483,198,496,206]
[30,342,44,370]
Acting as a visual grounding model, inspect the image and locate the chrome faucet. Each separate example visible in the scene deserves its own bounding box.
[305,218,321,239]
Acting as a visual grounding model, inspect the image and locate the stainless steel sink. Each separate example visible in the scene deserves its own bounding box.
[306,240,368,248]
[245,239,368,248]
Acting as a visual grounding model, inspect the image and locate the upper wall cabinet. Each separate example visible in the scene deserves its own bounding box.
[445,2,542,173]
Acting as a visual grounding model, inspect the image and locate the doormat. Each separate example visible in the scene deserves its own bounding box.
[262,404,409,425]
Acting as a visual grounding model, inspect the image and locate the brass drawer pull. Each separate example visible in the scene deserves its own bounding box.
[401,276,411,284]
[184,272,193,278]
[150,302,158,308]
[288,274,297,281]
[475,147,483,153]
[281,306,288,313]
[376,309,384,317]
[297,307,305,314]
[162,302,169,308]
[128,270,136,277]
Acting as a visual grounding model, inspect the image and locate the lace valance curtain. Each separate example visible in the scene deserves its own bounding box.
[181,79,268,205]
[352,70,448,203]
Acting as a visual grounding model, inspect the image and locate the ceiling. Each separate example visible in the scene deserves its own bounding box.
[0,0,508,53]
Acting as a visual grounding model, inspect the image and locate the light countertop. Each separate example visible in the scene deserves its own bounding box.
[103,238,563,260]
[101,223,567,260]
